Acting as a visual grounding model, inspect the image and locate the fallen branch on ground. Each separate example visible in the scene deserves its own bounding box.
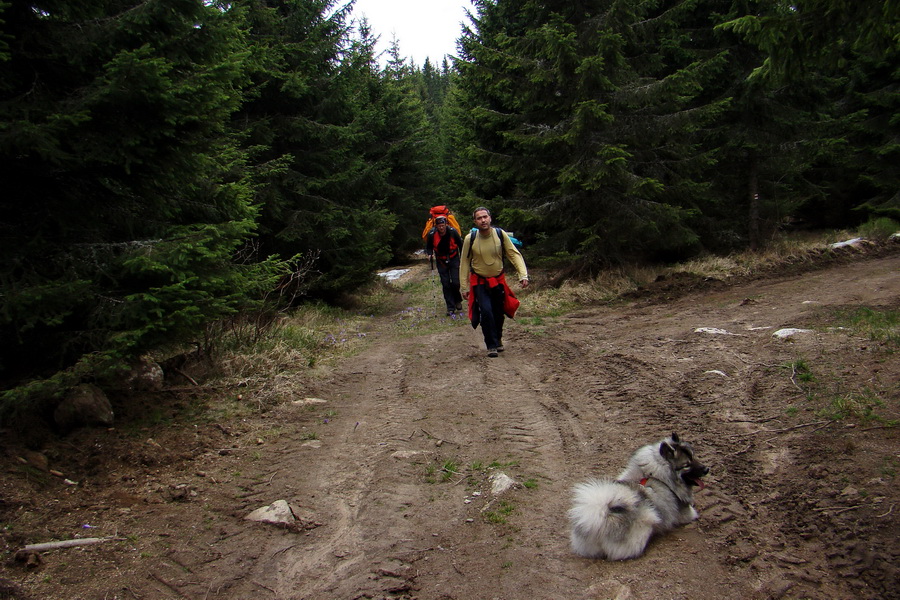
[732,420,831,437]
[23,537,125,552]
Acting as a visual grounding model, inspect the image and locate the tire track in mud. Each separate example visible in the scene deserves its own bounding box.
[260,338,441,599]
[484,335,592,462]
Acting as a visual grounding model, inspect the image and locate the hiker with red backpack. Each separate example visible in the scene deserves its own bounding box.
[425,215,464,316]
[459,207,529,357]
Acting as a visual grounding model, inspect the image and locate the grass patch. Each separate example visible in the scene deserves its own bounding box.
[832,306,899,347]
[441,460,460,482]
[488,459,519,469]
[784,358,815,383]
[483,500,516,524]
[817,389,897,425]
[857,217,900,241]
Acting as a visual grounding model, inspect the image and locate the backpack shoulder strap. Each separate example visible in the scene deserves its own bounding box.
[466,227,509,269]
[495,227,509,266]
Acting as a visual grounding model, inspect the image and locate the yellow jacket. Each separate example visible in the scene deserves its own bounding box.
[459,228,528,287]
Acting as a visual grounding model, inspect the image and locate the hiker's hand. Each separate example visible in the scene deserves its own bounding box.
[520,279,529,288]
[462,291,469,300]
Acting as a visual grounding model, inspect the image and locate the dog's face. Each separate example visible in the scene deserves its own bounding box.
[659,432,709,489]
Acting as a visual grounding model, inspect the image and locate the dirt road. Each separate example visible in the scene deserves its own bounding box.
[3,251,899,600]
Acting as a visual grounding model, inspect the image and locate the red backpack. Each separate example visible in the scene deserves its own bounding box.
[421,205,461,239]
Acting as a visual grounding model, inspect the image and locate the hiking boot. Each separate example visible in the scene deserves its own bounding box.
[496,345,505,352]
[487,348,499,358]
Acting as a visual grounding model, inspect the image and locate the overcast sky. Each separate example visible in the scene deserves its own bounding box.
[348,0,473,66]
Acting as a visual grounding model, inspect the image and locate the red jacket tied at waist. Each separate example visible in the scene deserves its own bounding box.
[467,272,520,319]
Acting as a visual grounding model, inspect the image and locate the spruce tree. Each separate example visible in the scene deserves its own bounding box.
[723,0,899,219]
[0,0,279,398]
[454,0,718,265]
[233,0,395,296]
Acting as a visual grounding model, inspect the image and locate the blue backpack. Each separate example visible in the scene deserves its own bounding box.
[469,227,523,248]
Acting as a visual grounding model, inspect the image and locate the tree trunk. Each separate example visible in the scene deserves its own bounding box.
[748,158,761,251]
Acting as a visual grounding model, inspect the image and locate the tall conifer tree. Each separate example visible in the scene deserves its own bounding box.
[454,0,719,265]
[0,0,275,392]
[233,0,395,295]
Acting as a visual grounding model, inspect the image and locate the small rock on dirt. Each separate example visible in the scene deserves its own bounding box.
[245,500,297,526]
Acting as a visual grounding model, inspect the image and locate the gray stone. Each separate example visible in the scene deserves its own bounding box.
[125,359,164,391]
[54,383,114,431]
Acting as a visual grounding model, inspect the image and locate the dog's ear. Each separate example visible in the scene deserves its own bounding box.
[659,440,675,460]
[671,432,680,443]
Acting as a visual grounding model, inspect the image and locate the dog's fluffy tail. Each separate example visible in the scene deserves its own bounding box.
[569,479,661,560]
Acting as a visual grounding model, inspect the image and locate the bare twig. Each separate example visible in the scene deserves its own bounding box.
[875,504,895,518]
[252,580,277,594]
[173,367,199,386]
[812,504,864,515]
[24,537,125,552]
[272,543,298,556]
[150,572,191,599]
[732,420,831,437]
[789,365,804,392]
[727,441,755,456]
[124,586,143,599]
[861,425,897,432]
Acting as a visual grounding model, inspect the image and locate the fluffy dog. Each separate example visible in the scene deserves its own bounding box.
[569,432,708,560]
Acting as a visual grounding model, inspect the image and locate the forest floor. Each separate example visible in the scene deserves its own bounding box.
[1,244,899,600]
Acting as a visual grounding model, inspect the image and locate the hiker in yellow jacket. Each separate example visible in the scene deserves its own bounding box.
[459,207,529,358]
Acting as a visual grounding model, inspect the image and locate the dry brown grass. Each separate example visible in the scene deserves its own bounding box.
[523,230,862,317]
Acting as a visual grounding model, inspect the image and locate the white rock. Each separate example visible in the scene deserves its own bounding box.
[489,472,518,495]
[773,328,813,339]
[704,370,728,378]
[694,327,734,335]
[245,500,296,525]
[391,450,421,459]
[292,397,327,406]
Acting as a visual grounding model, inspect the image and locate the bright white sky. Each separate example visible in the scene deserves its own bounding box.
[348,0,473,66]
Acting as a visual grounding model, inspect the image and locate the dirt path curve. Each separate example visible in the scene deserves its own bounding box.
[4,251,899,600]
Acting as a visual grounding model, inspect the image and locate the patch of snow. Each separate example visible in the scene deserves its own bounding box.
[378,269,410,282]
[828,238,863,249]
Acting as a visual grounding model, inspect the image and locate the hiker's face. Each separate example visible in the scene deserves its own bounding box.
[436,222,447,233]
[474,210,491,231]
